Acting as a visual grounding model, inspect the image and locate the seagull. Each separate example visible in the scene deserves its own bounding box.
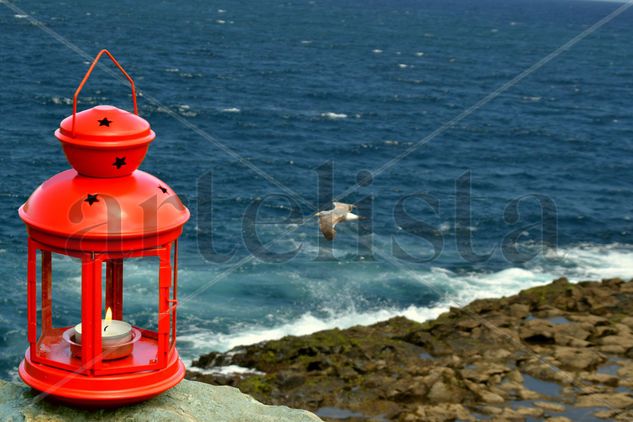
[315,202,362,241]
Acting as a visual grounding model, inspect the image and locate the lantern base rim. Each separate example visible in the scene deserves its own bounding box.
[18,348,185,407]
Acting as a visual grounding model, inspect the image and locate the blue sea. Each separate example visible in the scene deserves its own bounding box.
[1,0,633,380]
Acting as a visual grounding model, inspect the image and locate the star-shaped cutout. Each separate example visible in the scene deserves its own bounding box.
[158,185,168,194]
[113,157,126,169]
[97,117,112,127]
[85,194,99,206]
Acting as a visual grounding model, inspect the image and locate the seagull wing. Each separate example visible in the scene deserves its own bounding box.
[333,202,354,212]
[319,212,346,241]
[319,216,336,240]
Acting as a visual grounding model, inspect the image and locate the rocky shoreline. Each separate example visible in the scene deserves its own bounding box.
[186,277,633,421]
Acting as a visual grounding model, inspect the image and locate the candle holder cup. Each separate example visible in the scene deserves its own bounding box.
[63,327,141,361]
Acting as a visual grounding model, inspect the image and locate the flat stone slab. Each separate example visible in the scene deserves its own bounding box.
[0,379,322,422]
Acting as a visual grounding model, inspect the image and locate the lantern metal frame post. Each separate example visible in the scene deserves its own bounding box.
[80,253,102,373]
[26,238,37,361]
[158,243,171,368]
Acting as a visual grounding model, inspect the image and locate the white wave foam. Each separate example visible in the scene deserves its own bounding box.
[222,107,241,113]
[179,304,449,359]
[187,364,264,375]
[372,49,383,54]
[51,96,73,105]
[545,244,633,280]
[177,104,197,117]
[321,112,347,120]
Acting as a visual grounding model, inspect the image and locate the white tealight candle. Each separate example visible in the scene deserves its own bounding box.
[74,307,133,347]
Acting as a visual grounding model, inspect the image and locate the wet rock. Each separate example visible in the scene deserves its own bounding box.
[620,316,633,329]
[595,326,618,338]
[578,371,618,387]
[578,384,611,395]
[192,351,231,368]
[521,359,575,385]
[569,314,609,326]
[406,403,474,422]
[506,369,523,383]
[583,290,619,313]
[460,363,509,383]
[575,392,633,408]
[600,344,628,354]
[553,347,605,371]
[276,371,306,389]
[463,380,506,404]
[483,348,512,362]
[427,381,464,404]
[553,321,592,346]
[599,335,633,355]
[613,409,633,421]
[594,409,619,419]
[496,407,529,419]
[509,303,530,319]
[517,385,541,400]
[517,406,545,417]
[456,319,480,331]
[386,377,428,403]
[479,405,502,416]
[535,305,566,318]
[534,401,565,412]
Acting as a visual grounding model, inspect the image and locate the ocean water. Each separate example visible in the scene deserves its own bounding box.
[1,0,633,380]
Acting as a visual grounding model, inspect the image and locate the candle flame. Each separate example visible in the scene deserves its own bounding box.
[105,307,112,324]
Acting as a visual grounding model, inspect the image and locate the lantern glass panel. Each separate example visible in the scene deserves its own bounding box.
[93,254,163,375]
[50,253,81,330]
[32,249,82,371]
[121,256,159,332]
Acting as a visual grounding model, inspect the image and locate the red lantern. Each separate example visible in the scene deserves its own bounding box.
[18,50,190,406]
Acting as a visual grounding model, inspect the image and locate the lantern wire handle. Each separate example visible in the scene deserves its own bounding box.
[71,49,139,136]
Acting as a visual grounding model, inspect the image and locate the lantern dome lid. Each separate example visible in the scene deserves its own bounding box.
[55,105,155,178]
[19,169,189,243]
[55,105,155,148]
